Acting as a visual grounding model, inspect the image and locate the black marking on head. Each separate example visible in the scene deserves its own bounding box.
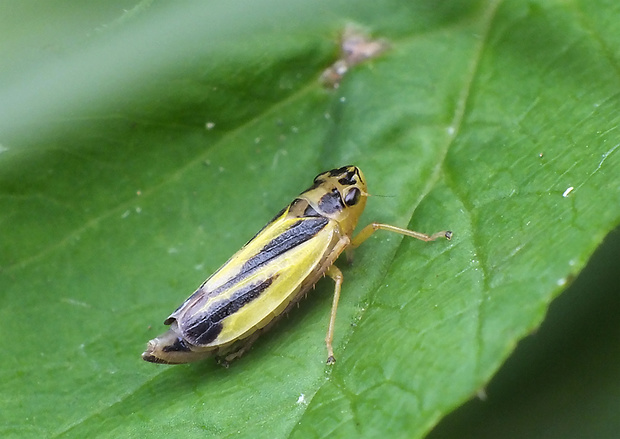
[328,166,352,177]
[241,217,329,273]
[338,176,354,186]
[305,167,359,194]
[313,171,330,183]
[338,168,359,186]
[303,171,330,193]
[318,188,345,214]
[321,165,360,187]
[344,187,361,206]
[185,276,276,345]
[162,336,192,353]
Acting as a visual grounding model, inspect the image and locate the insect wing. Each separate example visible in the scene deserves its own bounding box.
[172,214,343,348]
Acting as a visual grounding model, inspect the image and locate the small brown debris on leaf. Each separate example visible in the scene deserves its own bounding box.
[320,26,389,88]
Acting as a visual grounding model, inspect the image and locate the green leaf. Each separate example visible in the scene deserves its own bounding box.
[1,0,618,438]
[428,231,620,438]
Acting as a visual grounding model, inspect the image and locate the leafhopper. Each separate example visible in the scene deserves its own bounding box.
[143,166,451,365]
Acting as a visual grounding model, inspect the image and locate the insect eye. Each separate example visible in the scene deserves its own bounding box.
[344,188,361,206]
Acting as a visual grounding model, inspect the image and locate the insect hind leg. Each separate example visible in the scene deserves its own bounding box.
[217,333,263,367]
[325,264,343,365]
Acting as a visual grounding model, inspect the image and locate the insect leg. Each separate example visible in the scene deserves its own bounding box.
[351,223,452,248]
[218,332,263,367]
[325,264,344,365]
